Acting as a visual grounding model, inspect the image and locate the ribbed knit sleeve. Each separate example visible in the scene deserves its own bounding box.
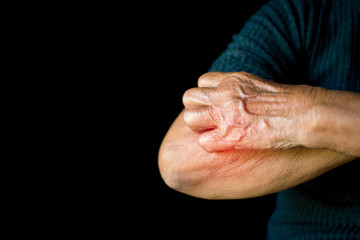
[207,0,360,239]
[209,0,313,83]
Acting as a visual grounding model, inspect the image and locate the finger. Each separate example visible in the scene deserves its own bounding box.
[183,87,215,108]
[198,72,227,87]
[198,129,234,152]
[183,107,217,131]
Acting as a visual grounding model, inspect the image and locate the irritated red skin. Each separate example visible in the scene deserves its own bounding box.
[183,72,312,152]
[159,71,360,199]
[159,110,354,199]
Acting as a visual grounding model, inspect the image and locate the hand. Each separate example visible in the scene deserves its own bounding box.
[183,72,319,152]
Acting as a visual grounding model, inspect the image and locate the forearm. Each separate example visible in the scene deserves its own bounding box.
[303,88,360,157]
[158,111,356,199]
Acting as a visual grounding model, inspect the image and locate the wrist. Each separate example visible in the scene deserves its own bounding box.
[288,85,326,148]
[298,86,340,149]
[299,88,360,156]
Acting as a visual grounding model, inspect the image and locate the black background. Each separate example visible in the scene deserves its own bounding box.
[17,1,359,238]
[128,1,278,238]
[24,1,278,238]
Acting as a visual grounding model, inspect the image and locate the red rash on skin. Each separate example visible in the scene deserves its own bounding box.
[159,71,360,199]
[182,72,313,152]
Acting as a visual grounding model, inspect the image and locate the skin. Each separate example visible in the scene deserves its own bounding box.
[159,111,355,199]
[158,71,360,199]
[183,72,360,156]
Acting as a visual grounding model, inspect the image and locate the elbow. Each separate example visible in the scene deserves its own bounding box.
[159,167,193,196]
[158,142,252,200]
[158,140,220,199]
[158,145,200,197]
[157,121,273,200]
[158,155,184,193]
[158,163,219,200]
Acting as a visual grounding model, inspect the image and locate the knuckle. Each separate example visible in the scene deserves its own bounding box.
[183,88,195,97]
[228,71,246,80]
[182,88,196,106]
[220,73,242,87]
[198,72,215,84]
[183,110,193,125]
[182,89,191,100]
[237,71,255,79]
[197,73,209,85]
[198,72,225,86]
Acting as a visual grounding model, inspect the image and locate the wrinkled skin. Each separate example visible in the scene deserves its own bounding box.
[183,72,319,152]
[159,71,360,199]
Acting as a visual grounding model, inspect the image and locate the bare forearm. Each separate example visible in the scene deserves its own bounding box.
[159,111,355,199]
[160,72,359,199]
[303,89,360,156]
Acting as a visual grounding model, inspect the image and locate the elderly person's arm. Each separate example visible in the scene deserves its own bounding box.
[159,110,355,199]
[159,71,359,200]
[183,72,360,157]
[158,0,360,199]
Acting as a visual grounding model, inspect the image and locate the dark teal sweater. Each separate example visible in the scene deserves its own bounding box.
[209,0,360,239]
